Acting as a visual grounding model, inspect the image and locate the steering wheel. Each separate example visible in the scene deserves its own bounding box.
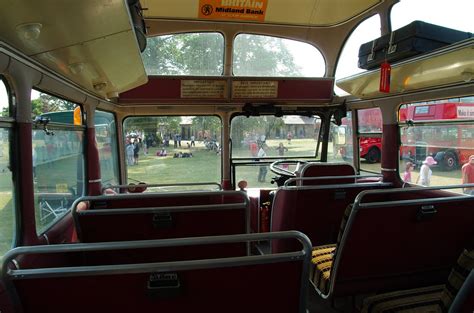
[269,160,308,186]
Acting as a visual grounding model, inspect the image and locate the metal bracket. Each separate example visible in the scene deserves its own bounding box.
[416,205,437,221]
[387,31,397,54]
[147,272,181,298]
[152,212,173,229]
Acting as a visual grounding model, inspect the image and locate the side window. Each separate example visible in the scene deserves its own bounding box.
[391,0,473,33]
[32,90,85,233]
[335,14,381,95]
[0,77,15,258]
[399,97,474,191]
[95,111,120,187]
[358,108,383,173]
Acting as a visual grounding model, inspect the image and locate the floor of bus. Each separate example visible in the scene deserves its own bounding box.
[307,291,355,313]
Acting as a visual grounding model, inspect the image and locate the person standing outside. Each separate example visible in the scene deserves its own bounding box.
[461,155,474,195]
[249,141,258,157]
[126,143,134,166]
[416,156,437,186]
[190,135,195,147]
[257,144,267,182]
[276,142,289,169]
[276,142,288,157]
[402,162,414,183]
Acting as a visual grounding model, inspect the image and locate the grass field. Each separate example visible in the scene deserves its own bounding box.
[0,138,466,258]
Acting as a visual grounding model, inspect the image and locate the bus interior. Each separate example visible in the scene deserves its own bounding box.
[0,0,473,312]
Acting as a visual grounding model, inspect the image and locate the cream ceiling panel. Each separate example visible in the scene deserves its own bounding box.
[143,0,382,26]
[142,0,199,19]
[308,0,381,25]
[34,30,148,98]
[0,0,131,56]
[0,0,147,98]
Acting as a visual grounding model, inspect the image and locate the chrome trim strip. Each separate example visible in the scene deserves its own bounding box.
[103,182,222,192]
[381,168,397,172]
[284,174,382,186]
[42,233,50,245]
[2,231,311,313]
[77,202,247,216]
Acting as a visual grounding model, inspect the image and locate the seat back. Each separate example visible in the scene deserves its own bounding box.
[271,181,392,253]
[2,232,312,313]
[296,162,356,185]
[73,190,249,242]
[330,187,474,297]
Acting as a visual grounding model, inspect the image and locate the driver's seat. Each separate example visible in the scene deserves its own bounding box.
[295,162,356,186]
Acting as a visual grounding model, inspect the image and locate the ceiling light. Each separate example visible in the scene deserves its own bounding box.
[93,82,107,91]
[16,23,42,41]
[68,62,85,75]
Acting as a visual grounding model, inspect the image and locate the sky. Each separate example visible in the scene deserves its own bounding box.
[1,0,473,107]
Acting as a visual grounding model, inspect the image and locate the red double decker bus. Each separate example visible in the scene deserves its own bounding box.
[337,102,474,170]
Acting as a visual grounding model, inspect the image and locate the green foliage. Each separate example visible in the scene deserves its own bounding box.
[124,116,187,138]
[192,116,221,138]
[233,34,301,76]
[31,93,76,118]
[142,33,302,76]
[231,116,286,148]
[142,33,224,75]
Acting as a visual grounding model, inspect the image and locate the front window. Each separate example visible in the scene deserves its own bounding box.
[142,32,224,76]
[123,116,222,190]
[233,34,325,77]
[399,96,474,191]
[231,115,322,188]
[32,91,85,233]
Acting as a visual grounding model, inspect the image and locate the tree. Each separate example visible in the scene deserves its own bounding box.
[142,33,224,75]
[31,93,76,118]
[192,116,221,140]
[141,33,302,76]
[233,35,302,76]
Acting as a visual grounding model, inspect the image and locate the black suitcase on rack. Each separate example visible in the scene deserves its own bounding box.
[358,21,472,70]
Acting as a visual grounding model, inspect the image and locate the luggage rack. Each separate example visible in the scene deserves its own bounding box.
[336,38,474,99]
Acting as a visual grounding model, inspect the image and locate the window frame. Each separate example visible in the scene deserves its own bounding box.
[0,76,18,255]
[95,109,121,188]
[31,89,86,235]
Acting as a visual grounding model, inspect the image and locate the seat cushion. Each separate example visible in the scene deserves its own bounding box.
[440,248,474,309]
[310,244,336,295]
[361,249,474,313]
[361,285,445,313]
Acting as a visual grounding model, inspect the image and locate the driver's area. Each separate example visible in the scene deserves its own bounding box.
[230,114,325,189]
